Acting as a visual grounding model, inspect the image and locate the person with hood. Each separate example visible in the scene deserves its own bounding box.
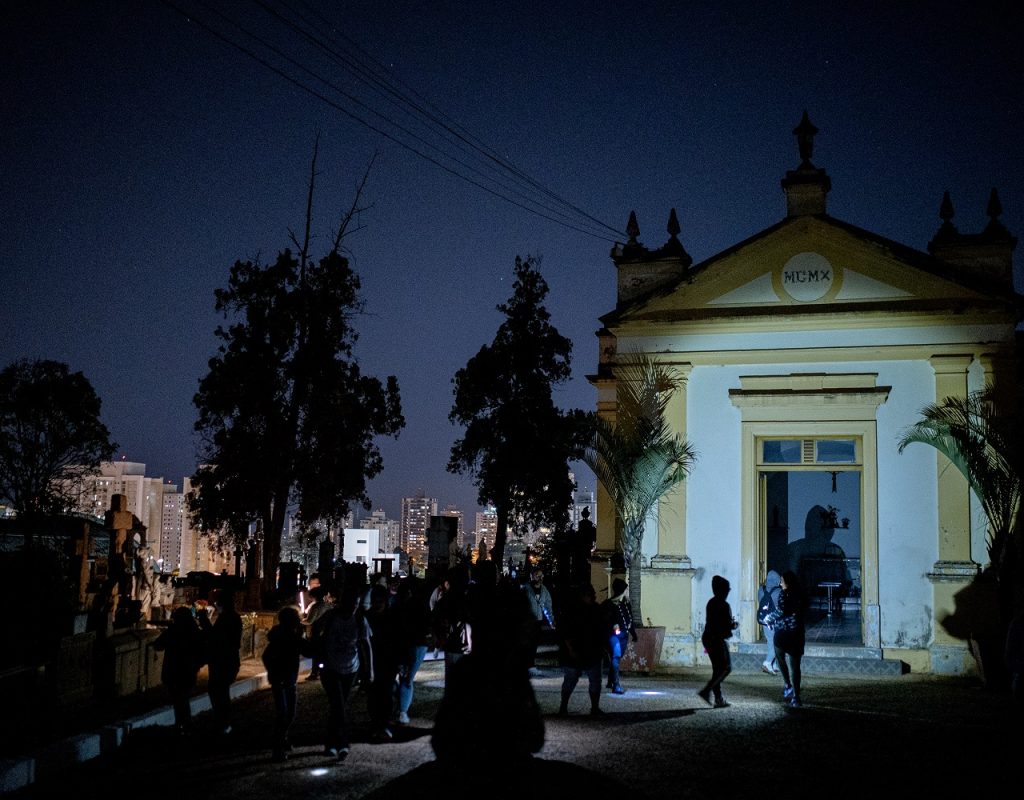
[602,577,637,694]
[764,570,808,707]
[697,575,738,708]
[758,570,783,674]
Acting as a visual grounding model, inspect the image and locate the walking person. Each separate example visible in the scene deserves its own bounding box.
[602,577,637,694]
[522,567,555,671]
[765,570,808,707]
[434,569,472,687]
[364,583,401,742]
[428,572,451,659]
[303,584,333,681]
[262,605,312,761]
[557,582,606,716]
[198,588,242,735]
[758,570,782,674]
[394,577,432,725]
[697,575,738,708]
[153,605,206,736]
[317,584,373,760]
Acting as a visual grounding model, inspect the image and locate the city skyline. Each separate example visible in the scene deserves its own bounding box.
[2,3,1021,522]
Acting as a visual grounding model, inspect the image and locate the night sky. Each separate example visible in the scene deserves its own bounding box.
[3,1,1022,522]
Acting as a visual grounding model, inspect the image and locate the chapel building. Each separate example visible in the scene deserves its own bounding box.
[590,113,1021,676]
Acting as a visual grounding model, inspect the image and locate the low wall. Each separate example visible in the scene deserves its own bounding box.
[38,612,268,708]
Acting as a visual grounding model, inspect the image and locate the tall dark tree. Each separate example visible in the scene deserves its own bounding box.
[0,359,117,544]
[448,255,588,569]
[190,147,404,592]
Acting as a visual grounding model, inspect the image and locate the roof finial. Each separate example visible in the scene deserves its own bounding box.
[666,208,681,239]
[794,110,818,167]
[984,187,1012,239]
[987,187,1003,221]
[626,210,640,245]
[939,190,955,225]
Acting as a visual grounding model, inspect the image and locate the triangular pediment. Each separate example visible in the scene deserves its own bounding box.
[708,263,913,306]
[614,215,1013,324]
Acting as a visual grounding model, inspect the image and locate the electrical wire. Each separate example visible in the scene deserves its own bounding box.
[159,0,627,243]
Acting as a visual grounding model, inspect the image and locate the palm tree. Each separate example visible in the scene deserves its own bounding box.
[897,387,1021,581]
[897,385,1023,669]
[583,352,697,624]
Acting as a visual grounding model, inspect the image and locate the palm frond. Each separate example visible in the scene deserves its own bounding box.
[897,386,1021,563]
[583,353,698,563]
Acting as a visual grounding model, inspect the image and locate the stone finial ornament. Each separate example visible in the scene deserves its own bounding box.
[794,110,818,166]
[667,208,681,239]
[626,210,640,245]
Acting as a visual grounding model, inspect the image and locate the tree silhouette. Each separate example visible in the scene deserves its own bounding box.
[190,144,404,594]
[448,255,588,568]
[0,358,117,544]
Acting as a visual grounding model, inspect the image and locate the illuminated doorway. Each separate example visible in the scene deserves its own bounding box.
[759,438,863,646]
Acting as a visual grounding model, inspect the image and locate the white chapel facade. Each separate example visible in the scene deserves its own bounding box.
[590,114,1020,676]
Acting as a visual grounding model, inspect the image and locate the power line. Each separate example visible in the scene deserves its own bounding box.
[160,0,627,243]
[281,0,625,240]
[199,0,610,238]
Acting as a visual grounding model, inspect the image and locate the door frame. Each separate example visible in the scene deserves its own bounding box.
[730,373,888,648]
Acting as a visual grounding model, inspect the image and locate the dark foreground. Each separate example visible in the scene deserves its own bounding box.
[7,659,1013,800]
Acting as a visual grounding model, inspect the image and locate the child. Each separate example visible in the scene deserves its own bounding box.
[697,575,738,708]
[263,605,312,761]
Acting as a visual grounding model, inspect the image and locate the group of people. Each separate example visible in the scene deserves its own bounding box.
[152,587,243,737]
[545,575,638,716]
[697,569,808,709]
[263,572,435,761]
[153,564,809,765]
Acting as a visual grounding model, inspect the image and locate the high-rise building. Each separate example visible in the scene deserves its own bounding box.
[360,508,402,553]
[401,490,436,567]
[159,483,185,573]
[473,505,498,558]
[67,460,164,538]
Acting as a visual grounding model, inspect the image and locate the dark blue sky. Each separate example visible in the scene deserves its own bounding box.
[3,1,1021,521]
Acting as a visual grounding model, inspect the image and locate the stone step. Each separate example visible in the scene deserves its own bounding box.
[731,650,906,677]
[536,642,906,677]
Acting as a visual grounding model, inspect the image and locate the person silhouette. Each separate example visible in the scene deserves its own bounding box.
[572,507,597,583]
[198,588,242,735]
[262,605,312,761]
[697,575,738,708]
[356,630,643,799]
[557,582,605,716]
[153,605,206,736]
[765,570,808,707]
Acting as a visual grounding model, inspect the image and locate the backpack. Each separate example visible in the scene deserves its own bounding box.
[757,584,777,626]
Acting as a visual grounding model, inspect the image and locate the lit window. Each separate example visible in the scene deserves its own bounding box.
[762,440,801,463]
[816,440,856,463]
